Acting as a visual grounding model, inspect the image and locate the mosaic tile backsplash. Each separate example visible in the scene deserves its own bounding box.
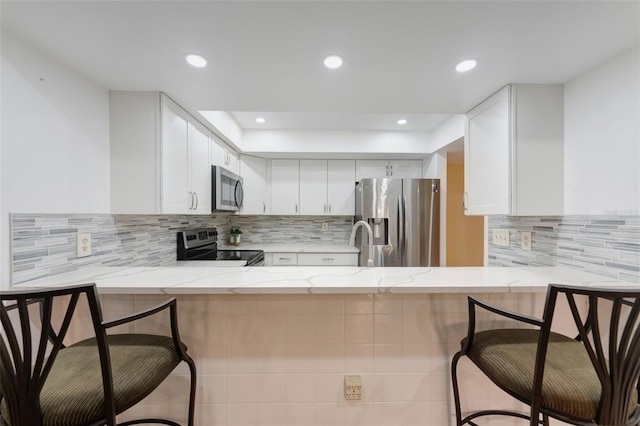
[488,215,640,282]
[229,216,353,244]
[10,214,354,284]
[11,213,639,284]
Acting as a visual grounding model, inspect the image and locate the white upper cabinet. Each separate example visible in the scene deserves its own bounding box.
[270,159,300,215]
[211,136,238,174]
[110,91,211,215]
[327,160,356,215]
[299,160,356,215]
[300,160,327,214]
[464,84,564,216]
[355,160,422,180]
[239,155,268,214]
[161,102,190,214]
[388,160,423,178]
[188,122,212,214]
[160,98,211,214]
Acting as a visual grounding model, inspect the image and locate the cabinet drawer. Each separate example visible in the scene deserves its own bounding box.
[297,253,358,266]
[271,253,298,265]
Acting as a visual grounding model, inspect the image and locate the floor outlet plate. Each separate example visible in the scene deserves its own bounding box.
[345,375,362,400]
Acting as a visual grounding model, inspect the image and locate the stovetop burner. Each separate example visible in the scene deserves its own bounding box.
[177,229,264,266]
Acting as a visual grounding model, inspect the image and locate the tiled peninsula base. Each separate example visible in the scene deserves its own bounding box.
[71,292,578,426]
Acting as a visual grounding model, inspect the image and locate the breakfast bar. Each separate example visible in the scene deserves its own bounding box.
[14,265,634,294]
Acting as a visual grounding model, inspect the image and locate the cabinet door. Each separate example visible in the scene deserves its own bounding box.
[300,160,328,214]
[211,136,237,172]
[270,159,299,215]
[327,160,356,215]
[226,149,239,174]
[355,160,389,181]
[189,123,211,214]
[464,85,511,215]
[389,160,422,178]
[211,138,226,168]
[161,103,190,214]
[240,155,268,214]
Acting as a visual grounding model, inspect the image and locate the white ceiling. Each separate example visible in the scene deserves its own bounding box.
[2,0,639,133]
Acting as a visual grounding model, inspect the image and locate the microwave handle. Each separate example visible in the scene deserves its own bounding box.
[234,180,244,208]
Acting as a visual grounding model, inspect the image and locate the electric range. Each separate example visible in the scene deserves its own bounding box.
[177,228,264,266]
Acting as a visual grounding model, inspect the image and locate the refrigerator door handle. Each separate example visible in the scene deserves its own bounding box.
[398,195,405,263]
[428,188,435,267]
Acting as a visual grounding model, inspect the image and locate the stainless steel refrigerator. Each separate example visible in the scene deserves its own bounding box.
[354,178,440,267]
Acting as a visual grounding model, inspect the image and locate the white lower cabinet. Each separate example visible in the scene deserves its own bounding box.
[266,253,298,266]
[297,253,358,266]
[264,252,357,266]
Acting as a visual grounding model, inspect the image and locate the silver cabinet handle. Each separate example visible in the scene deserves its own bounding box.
[322,257,334,261]
[295,204,298,213]
[188,192,194,210]
[328,205,332,213]
[194,192,199,210]
[386,165,389,176]
[389,165,393,176]
[263,201,266,213]
[278,257,291,261]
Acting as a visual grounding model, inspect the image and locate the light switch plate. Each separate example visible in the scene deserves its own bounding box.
[492,229,510,247]
[77,233,92,257]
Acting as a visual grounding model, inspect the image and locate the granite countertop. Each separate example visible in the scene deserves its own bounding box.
[13,265,636,295]
[217,243,359,253]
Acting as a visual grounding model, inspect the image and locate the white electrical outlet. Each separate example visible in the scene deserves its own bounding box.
[492,229,510,247]
[322,223,329,231]
[521,231,532,251]
[345,375,362,400]
[77,233,92,257]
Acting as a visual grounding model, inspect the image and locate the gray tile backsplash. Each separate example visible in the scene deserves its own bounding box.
[11,214,233,284]
[11,213,638,285]
[488,215,640,282]
[230,215,353,244]
[10,213,354,284]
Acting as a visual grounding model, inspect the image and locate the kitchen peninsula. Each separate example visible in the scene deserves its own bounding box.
[16,265,635,294]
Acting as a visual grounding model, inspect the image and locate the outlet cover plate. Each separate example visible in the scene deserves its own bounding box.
[77,233,92,257]
[521,231,532,251]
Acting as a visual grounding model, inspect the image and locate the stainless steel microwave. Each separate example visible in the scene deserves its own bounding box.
[212,166,244,212]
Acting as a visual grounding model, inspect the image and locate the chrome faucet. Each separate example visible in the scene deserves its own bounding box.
[349,220,375,267]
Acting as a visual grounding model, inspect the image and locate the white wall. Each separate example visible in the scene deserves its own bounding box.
[242,129,431,159]
[564,44,640,215]
[428,114,464,153]
[0,31,111,289]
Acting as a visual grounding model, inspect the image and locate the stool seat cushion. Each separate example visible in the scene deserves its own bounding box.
[465,328,638,421]
[2,334,181,426]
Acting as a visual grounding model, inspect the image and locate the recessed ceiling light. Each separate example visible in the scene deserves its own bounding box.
[324,55,343,69]
[256,117,266,124]
[397,119,408,125]
[456,59,478,72]
[184,53,207,68]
